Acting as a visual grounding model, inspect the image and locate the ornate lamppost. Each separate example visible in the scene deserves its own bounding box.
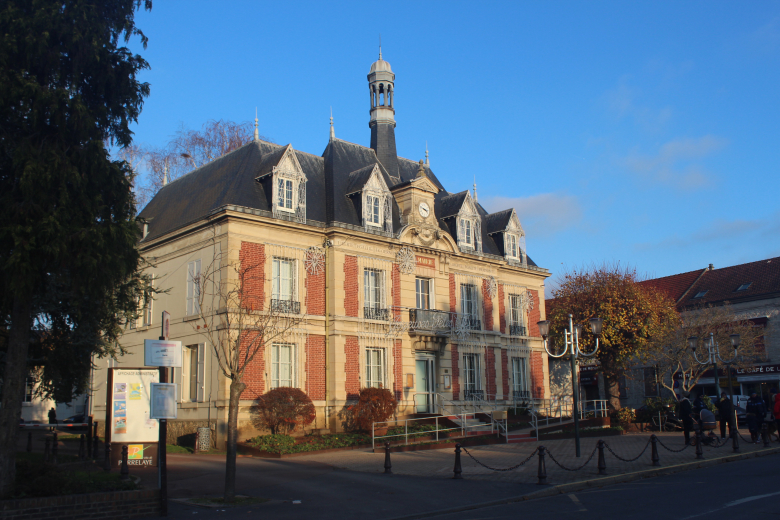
[537,314,603,457]
[688,332,741,408]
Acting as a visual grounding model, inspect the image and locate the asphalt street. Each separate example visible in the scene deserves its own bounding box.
[145,452,780,519]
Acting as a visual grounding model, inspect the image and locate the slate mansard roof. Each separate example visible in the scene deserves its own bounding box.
[138,136,538,268]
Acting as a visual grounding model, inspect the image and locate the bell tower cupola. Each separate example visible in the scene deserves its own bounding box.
[368,47,400,182]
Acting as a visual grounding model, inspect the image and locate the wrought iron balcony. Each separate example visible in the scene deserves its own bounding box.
[464,389,485,400]
[513,389,530,400]
[408,309,451,332]
[509,324,527,337]
[363,306,390,321]
[270,299,300,314]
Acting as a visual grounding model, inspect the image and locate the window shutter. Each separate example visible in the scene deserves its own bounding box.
[193,259,201,315]
[186,262,193,316]
[197,343,206,402]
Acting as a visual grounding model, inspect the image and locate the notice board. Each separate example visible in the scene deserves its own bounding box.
[105,367,160,444]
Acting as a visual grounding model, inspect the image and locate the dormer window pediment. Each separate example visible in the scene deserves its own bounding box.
[455,193,481,253]
[346,164,394,235]
[256,144,308,224]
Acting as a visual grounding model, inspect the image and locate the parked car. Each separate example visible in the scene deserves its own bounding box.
[62,414,87,430]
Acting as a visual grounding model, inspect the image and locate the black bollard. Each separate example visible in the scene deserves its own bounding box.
[695,430,704,460]
[87,416,93,458]
[120,446,130,480]
[762,423,771,447]
[52,432,58,465]
[93,434,99,461]
[44,438,51,464]
[650,435,660,467]
[597,440,607,475]
[453,444,463,479]
[103,443,112,472]
[537,446,548,485]
[384,442,392,474]
[731,429,740,453]
[26,432,32,453]
[79,434,86,460]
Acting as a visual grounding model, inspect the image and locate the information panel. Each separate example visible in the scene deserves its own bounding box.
[144,339,182,368]
[150,383,178,419]
[107,368,160,443]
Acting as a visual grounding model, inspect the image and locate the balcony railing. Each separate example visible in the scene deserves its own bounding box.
[270,299,300,314]
[513,389,530,400]
[509,323,527,337]
[408,309,451,331]
[463,389,485,400]
[458,314,481,331]
[364,306,390,321]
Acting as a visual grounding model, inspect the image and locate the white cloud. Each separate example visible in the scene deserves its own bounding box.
[619,135,728,190]
[482,193,583,237]
[605,76,673,131]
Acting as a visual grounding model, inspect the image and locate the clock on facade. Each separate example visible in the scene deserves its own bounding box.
[418,202,430,218]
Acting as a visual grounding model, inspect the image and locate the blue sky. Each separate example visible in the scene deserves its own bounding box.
[125,1,780,285]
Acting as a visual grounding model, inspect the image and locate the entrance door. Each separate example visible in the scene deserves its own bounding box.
[414,357,435,413]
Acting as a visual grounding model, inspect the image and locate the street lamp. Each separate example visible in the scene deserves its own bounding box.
[537,314,603,457]
[689,332,740,407]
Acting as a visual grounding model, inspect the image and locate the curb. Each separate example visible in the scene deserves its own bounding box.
[384,445,780,520]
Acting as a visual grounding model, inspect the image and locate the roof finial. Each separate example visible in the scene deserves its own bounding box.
[473,176,478,203]
[425,141,430,166]
[379,34,382,60]
[416,159,427,178]
[162,159,168,186]
[254,107,259,141]
[329,107,335,140]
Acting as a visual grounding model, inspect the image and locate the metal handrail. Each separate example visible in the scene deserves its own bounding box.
[371,412,490,449]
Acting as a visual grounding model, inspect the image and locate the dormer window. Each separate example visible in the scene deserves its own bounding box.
[255,144,307,224]
[345,164,393,235]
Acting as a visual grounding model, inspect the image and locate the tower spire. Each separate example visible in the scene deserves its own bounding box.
[379,34,382,60]
[254,108,259,141]
[329,107,335,140]
[425,142,429,166]
[368,44,399,180]
[473,176,478,203]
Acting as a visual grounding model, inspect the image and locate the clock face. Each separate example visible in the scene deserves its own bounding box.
[418,202,430,218]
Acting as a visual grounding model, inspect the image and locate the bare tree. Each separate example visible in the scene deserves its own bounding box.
[191,229,303,502]
[645,303,766,398]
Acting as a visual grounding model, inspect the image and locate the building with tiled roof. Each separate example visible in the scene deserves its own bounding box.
[90,51,553,448]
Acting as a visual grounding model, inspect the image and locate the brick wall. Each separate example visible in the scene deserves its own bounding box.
[392,264,401,321]
[345,336,360,399]
[486,347,496,397]
[240,330,264,400]
[449,273,456,313]
[451,344,460,401]
[393,339,402,401]
[528,289,541,336]
[344,255,358,317]
[501,349,509,398]
[482,279,494,331]
[240,241,265,311]
[306,335,326,400]
[305,265,325,316]
[0,489,160,520]
[498,284,506,334]
[530,351,544,399]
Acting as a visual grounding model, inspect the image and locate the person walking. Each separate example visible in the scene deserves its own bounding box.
[746,393,765,443]
[679,396,694,445]
[717,392,735,439]
[47,407,57,432]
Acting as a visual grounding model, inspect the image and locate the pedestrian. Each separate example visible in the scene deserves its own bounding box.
[679,396,694,445]
[774,393,780,443]
[717,392,735,439]
[746,393,765,443]
[693,394,705,414]
[47,407,57,432]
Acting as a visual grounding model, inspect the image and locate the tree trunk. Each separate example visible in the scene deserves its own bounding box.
[223,378,246,503]
[0,294,33,498]
[604,374,622,412]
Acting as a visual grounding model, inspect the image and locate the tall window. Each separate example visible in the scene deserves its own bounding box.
[23,377,36,403]
[509,294,525,336]
[142,278,153,327]
[364,269,386,319]
[512,357,527,398]
[186,259,201,316]
[506,234,518,258]
[463,354,481,398]
[460,284,479,329]
[366,348,385,388]
[460,219,473,247]
[272,258,295,301]
[366,195,381,226]
[187,345,199,402]
[278,178,294,211]
[416,278,431,310]
[271,343,294,389]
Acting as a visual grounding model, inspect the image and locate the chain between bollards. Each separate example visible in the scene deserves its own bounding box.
[695,430,704,460]
[650,435,660,467]
[453,444,463,479]
[103,443,112,472]
[120,446,130,480]
[597,440,607,475]
[384,442,392,474]
[537,446,547,485]
[731,429,740,453]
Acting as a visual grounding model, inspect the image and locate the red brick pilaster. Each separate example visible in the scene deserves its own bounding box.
[498,284,506,334]
[306,335,326,400]
[501,349,509,398]
[528,289,541,337]
[345,336,360,399]
[486,347,497,397]
[530,351,544,399]
[239,242,265,311]
[451,344,460,401]
[344,256,358,317]
[392,264,401,321]
[449,273,456,313]
[393,339,402,401]
[305,264,325,316]
[240,331,264,400]
[482,279,494,331]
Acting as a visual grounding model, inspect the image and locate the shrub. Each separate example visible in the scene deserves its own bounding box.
[612,407,636,427]
[250,433,295,453]
[251,387,316,435]
[351,387,398,432]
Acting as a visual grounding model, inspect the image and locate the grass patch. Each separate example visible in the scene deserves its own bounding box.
[12,457,137,498]
[190,496,270,506]
[166,444,193,454]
